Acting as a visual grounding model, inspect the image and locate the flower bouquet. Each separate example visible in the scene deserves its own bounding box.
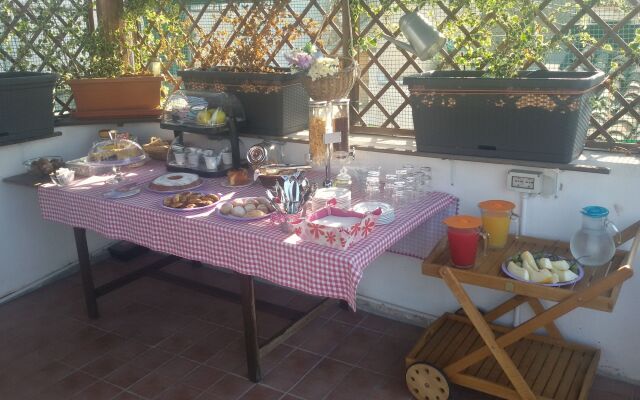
[286,43,358,102]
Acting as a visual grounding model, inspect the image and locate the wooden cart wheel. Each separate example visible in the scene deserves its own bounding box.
[406,362,450,400]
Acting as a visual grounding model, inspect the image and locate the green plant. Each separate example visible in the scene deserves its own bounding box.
[78,0,190,78]
[198,0,313,73]
[348,0,583,78]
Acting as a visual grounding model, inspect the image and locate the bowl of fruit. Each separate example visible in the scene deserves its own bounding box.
[502,251,583,287]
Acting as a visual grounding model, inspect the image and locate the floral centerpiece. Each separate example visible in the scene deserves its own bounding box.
[286,43,358,102]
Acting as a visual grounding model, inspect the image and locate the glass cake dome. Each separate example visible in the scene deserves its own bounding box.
[87,138,147,166]
[162,90,246,128]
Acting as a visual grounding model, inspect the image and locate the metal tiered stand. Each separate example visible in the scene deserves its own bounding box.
[160,90,246,177]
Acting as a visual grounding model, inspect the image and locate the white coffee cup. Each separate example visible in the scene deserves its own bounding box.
[221,151,233,165]
[50,168,75,186]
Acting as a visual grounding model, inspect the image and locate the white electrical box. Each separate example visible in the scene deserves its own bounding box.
[507,169,543,194]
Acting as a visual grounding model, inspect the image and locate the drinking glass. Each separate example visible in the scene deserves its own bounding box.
[384,174,397,200]
[393,180,407,206]
[416,166,432,192]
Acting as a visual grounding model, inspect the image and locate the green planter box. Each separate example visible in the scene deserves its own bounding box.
[0,72,57,144]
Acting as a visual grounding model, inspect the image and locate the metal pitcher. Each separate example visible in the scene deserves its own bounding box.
[382,12,446,60]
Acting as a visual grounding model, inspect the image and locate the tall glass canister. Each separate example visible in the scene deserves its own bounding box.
[308,101,328,167]
[332,99,350,152]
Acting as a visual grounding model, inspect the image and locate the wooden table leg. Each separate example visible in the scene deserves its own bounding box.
[240,273,262,382]
[73,227,99,319]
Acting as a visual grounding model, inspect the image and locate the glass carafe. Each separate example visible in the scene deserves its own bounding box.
[570,206,620,267]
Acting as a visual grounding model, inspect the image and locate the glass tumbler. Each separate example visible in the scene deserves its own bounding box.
[384,174,397,200]
[393,180,407,206]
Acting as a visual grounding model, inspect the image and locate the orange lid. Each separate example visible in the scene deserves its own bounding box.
[443,215,482,229]
[478,200,515,212]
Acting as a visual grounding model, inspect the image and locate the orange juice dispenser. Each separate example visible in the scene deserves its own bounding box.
[478,200,519,249]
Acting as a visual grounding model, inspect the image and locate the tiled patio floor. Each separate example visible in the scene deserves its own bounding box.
[0,252,638,400]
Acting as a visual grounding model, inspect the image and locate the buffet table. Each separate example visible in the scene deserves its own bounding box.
[37,160,458,381]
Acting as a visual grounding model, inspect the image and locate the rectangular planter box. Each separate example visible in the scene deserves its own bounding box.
[404,70,605,163]
[69,76,162,119]
[0,72,57,144]
[178,68,308,136]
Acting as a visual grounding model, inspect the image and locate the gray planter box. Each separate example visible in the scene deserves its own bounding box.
[404,70,605,163]
[0,72,57,145]
[178,68,309,136]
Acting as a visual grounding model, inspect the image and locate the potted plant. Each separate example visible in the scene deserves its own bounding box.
[67,0,188,119]
[178,0,311,136]
[403,0,606,163]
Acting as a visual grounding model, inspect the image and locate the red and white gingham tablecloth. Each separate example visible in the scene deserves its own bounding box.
[38,161,458,309]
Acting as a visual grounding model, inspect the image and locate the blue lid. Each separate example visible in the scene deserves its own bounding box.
[581,206,609,218]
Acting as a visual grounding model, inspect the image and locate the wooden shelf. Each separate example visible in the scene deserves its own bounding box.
[422,234,631,312]
[406,313,600,400]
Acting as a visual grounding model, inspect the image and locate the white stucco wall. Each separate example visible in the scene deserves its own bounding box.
[0,122,638,381]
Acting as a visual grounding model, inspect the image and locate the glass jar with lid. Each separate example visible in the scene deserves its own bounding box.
[308,101,328,166]
[332,99,350,152]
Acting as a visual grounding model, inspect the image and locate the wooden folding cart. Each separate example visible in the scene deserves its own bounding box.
[405,221,640,400]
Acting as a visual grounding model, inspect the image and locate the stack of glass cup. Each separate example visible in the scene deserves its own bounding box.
[377,164,433,207]
[365,169,381,201]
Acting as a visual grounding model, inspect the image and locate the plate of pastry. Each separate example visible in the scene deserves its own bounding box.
[217,197,276,221]
[162,192,221,211]
[221,168,253,188]
[147,173,203,193]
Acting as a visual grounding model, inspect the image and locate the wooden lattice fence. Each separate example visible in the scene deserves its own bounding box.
[1,0,639,151]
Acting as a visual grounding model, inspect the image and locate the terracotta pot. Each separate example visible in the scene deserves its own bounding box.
[69,76,162,119]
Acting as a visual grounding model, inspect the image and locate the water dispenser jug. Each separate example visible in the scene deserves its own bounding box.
[570,206,620,267]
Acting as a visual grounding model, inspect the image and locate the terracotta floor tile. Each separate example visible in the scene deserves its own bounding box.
[71,380,123,400]
[297,319,353,355]
[107,339,150,362]
[205,338,247,373]
[331,308,368,325]
[40,370,98,400]
[129,347,173,371]
[105,363,153,389]
[592,375,637,397]
[158,332,197,354]
[256,312,294,340]
[357,334,413,377]
[155,356,200,380]
[328,326,383,365]
[156,383,203,400]
[82,354,127,378]
[289,358,353,400]
[203,301,245,332]
[181,365,226,391]
[204,374,254,399]
[237,384,283,400]
[357,313,390,333]
[181,327,240,363]
[262,349,321,392]
[324,367,412,400]
[1,254,639,400]
[284,317,328,347]
[129,371,177,399]
[113,391,145,400]
[61,333,127,369]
